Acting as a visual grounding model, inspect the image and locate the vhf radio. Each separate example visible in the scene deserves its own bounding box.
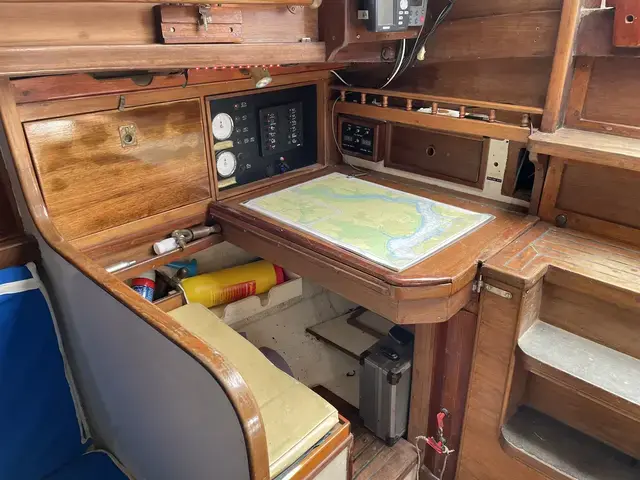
[360,0,427,33]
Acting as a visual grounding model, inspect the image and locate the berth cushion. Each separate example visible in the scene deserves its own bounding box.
[0,264,85,479]
[169,303,339,478]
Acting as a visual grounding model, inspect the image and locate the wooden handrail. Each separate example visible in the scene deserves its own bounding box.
[331,86,544,115]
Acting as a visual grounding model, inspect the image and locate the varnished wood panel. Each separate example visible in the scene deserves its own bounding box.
[0,3,317,46]
[0,3,155,46]
[346,58,553,109]
[429,0,562,20]
[386,126,486,188]
[24,99,211,240]
[424,11,560,64]
[555,162,640,230]
[456,284,544,480]
[583,57,640,127]
[482,223,640,300]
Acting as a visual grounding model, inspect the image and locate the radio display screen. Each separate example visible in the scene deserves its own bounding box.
[377,0,394,25]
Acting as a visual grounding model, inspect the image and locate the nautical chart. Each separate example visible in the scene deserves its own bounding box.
[243,172,494,271]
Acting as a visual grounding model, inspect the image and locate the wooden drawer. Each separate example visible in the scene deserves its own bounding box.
[385,125,487,188]
[24,99,211,240]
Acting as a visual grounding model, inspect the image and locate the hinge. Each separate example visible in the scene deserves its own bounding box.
[472,274,513,299]
[472,274,484,293]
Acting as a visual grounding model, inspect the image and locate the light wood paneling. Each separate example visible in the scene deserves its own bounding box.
[24,99,211,240]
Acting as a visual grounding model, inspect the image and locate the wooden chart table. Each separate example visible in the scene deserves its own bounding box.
[209,165,537,474]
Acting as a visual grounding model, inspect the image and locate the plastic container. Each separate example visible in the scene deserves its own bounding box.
[181,260,285,308]
[131,270,156,301]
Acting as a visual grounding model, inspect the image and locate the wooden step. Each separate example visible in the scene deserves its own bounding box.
[519,321,640,422]
[501,407,640,480]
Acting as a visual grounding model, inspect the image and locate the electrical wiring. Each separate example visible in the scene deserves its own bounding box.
[394,0,457,81]
[331,70,351,87]
[379,39,407,89]
[330,97,368,176]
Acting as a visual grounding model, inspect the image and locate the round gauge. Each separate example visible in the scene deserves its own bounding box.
[216,151,237,178]
[400,0,409,9]
[212,113,234,141]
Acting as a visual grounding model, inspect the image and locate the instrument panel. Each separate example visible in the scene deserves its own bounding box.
[208,85,317,191]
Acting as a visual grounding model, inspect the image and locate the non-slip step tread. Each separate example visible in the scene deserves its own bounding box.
[501,407,640,480]
[519,321,640,418]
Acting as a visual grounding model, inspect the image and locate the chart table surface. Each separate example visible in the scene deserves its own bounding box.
[243,172,494,272]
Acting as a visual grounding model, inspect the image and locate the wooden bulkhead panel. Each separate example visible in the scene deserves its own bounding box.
[24,99,211,240]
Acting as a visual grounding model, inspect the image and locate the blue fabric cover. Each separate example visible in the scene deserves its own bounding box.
[44,452,128,480]
[0,265,85,480]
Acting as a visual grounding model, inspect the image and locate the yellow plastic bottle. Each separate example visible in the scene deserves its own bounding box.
[180,260,285,308]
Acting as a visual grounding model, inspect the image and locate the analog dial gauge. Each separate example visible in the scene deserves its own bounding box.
[212,113,234,141]
[216,151,237,178]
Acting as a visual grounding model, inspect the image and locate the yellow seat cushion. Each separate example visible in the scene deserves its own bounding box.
[169,303,338,478]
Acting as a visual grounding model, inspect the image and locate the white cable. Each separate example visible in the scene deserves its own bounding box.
[330,70,351,87]
[330,97,368,176]
[380,39,406,89]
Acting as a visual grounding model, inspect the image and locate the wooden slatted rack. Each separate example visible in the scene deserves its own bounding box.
[331,85,543,143]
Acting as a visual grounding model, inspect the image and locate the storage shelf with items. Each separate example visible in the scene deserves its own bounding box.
[332,86,542,143]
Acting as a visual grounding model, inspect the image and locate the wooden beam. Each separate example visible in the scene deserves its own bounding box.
[540,0,582,132]
[0,43,326,76]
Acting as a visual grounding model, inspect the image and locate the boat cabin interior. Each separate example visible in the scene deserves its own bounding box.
[1,1,639,479]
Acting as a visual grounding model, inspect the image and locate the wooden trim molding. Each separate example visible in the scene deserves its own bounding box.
[0,43,326,77]
[0,78,271,480]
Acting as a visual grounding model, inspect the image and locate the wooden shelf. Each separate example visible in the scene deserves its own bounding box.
[0,42,326,76]
[501,407,640,480]
[519,321,640,423]
[528,128,640,172]
[331,86,545,115]
[98,234,224,281]
[306,309,392,360]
